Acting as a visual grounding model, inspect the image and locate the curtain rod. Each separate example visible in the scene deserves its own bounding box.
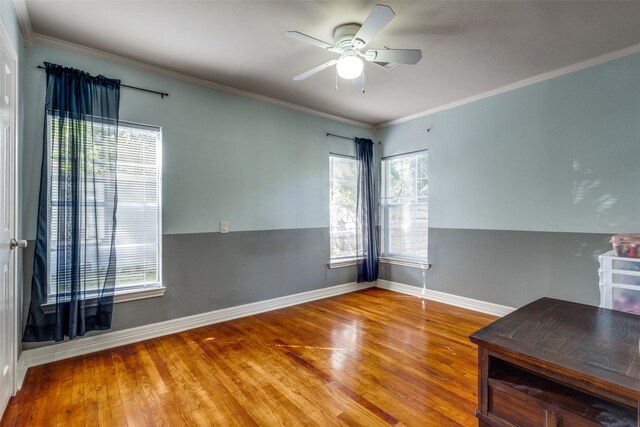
[326,132,353,141]
[326,133,381,145]
[37,65,169,99]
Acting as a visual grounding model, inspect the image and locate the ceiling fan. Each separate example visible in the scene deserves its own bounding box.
[286,4,422,85]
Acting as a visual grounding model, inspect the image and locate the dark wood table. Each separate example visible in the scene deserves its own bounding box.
[469,297,640,426]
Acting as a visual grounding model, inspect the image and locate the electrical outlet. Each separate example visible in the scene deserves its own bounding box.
[219,220,229,234]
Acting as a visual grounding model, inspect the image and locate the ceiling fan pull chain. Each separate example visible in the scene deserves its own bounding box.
[335,68,339,91]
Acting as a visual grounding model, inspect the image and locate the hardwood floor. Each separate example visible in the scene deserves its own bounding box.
[2,288,496,426]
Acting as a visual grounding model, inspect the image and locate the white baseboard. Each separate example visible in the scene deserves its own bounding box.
[376,279,515,317]
[19,279,512,373]
[15,356,27,391]
[21,281,372,369]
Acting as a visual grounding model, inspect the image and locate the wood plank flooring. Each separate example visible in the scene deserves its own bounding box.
[2,288,496,426]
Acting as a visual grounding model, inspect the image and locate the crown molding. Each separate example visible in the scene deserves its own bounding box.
[11,0,33,47]
[32,33,373,130]
[376,42,640,129]
[31,33,640,131]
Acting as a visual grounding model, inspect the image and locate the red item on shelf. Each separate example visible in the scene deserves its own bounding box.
[611,234,640,258]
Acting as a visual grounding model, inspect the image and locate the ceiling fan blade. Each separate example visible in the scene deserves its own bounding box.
[353,4,395,48]
[293,59,338,81]
[365,49,422,65]
[286,31,335,50]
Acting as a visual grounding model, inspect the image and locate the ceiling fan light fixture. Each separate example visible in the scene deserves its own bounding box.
[336,54,364,80]
[287,4,421,85]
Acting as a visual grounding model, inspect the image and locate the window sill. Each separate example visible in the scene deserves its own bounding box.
[329,258,357,269]
[114,286,166,303]
[379,257,431,269]
[41,286,166,313]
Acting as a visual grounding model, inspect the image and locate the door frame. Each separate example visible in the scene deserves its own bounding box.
[0,15,20,399]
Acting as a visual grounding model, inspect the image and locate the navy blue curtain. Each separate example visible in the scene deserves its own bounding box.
[23,63,121,342]
[355,137,379,282]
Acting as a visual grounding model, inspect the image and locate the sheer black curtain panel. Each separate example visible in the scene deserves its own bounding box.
[23,63,121,342]
[355,137,379,282]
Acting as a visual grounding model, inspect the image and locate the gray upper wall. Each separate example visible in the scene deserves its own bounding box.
[21,41,374,240]
[379,53,640,234]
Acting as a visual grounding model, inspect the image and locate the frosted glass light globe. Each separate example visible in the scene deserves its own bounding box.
[336,55,364,80]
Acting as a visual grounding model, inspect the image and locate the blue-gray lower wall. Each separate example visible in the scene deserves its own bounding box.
[22,227,611,348]
[22,228,355,347]
[379,228,611,308]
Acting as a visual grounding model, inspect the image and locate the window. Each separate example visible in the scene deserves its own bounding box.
[329,154,358,262]
[381,151,428,262]
[47,119,162,301]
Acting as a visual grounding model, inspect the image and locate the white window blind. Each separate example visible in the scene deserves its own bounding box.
[47,118,162,300]
[381,151,428,261]
[329,155,358,260]
[113,122,161,291]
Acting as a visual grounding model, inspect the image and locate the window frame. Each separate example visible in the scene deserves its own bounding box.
[380,150,430,269]
[44,118,165,305]
[329,153,359,267]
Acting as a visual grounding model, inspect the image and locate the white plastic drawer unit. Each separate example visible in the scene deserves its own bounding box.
[599,251,640,315]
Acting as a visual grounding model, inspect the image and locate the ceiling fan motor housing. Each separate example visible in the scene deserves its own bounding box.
[333,24,364,50]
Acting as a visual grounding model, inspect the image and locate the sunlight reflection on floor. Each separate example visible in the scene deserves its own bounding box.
[268,343,343,351]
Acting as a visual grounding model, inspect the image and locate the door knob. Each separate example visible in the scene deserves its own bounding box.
[9,238,27,249]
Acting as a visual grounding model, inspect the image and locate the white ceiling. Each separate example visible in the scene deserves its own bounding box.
[21,1,640,126]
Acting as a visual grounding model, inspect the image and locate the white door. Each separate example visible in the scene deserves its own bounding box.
[0,22,17,417]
